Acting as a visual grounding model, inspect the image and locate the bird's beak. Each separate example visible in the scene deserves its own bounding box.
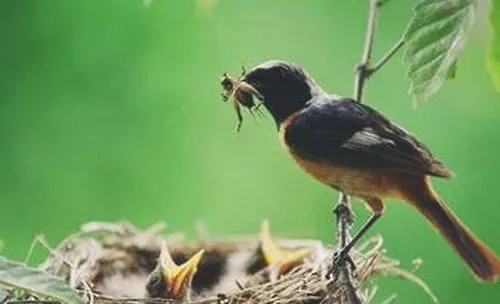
[159,241,205,297]
[260,219,312,277]
[238,80,264,101]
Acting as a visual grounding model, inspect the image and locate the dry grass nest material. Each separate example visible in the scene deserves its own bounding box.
[34,221,437,304]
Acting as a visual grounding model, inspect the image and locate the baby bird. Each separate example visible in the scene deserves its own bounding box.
[145,241,204,303]
[259,219,313,280]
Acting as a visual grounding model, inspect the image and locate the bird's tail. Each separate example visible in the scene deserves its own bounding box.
[405,178,500,282]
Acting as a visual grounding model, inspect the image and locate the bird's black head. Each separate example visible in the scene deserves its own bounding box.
[242,60,323,125]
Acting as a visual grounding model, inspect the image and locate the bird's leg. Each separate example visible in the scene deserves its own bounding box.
[334,213,382,264]
[332,198,385,272]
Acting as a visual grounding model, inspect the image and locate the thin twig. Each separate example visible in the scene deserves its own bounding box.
[334,194,363,304]
[353,0,404,101]
[383,268,438,304]
[379,293,398,304]
[366,38,405,78]
[24,234,45,265]
[354,0,380,102]
[5,301,59,304]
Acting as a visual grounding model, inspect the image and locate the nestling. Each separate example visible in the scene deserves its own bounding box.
[145,241,204,302]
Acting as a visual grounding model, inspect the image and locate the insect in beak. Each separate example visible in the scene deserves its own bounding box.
[220,68,264,132]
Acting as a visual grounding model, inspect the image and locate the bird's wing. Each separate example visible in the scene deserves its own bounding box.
[284,97,452,177]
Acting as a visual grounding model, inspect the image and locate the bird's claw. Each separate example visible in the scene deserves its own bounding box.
[327,249,356,280]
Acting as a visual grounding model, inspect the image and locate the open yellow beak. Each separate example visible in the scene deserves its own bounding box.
[159,241,205,297]
[260,219,312,276]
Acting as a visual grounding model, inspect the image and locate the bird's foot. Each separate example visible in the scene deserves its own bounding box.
[327,248,356,280]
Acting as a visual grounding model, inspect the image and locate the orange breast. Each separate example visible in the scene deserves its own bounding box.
[278,116,400,199]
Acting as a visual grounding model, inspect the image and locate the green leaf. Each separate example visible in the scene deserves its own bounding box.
[0,288,9,302]
[445,59,458,79]
[0,256,85,304]
[487,0,500,93]
[403,0,478,104]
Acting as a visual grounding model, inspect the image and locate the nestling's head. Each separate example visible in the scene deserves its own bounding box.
[241,60,323,125]
[145,241,204,303]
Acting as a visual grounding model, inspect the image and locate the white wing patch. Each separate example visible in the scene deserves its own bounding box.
[342,127,395,149]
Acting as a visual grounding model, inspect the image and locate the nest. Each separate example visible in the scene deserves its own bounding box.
[30,221,436,304]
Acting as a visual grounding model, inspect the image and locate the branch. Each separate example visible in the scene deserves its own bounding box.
[330,0,405,302]
[353,0,380,102]
[333,194,363,304]
[353,0,405,102]
[367,38,405,78]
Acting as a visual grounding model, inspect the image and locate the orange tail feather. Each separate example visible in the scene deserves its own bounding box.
[405,179,500,282]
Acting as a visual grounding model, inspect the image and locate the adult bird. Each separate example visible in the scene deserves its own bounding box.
[223,60,500,282]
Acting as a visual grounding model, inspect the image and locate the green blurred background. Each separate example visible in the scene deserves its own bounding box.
[1,0,499,302]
